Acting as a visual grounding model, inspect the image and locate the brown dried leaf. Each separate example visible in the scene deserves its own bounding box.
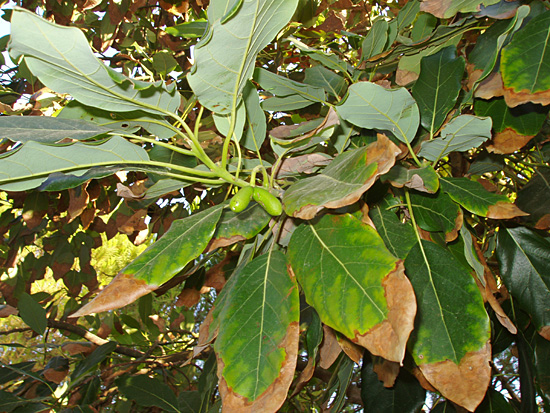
[0,305,18,317]
[43,366,69,384]
[353,261,416,364]
[116,209,148,235]
[485,283,517,334]
[396,69,419,86]
[61,342,95,355]
[411,367,437,392]
[176,288,201,308]
[420,342,492,412]
[290,357,315,397]
[319,325,342,369]
[373,357,400,388]
[69,273,157,318]
[540,326,550,341]
[270,108,340,143]
[504,86,550,108]
[194,309,216,358]
[535,214,550,230]
[487,128,534,154]
[486,202,529,219]
[419,0,453,18]
[317,10,345,33]
[336,335,363,364]
[473,71,505,100]
[277,153,332,178]
[217,321,299,413]
[445,209,463,243]
[80,0,102,10]
[68,186,89,223]
[159,0,189,15]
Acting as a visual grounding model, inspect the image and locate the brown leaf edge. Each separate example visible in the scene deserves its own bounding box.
[486,128,535,154]
[293,133,401,220]
[445,208,463,242]
[419,341,492,412]
[69,273,157,318]
[486,202,529,219]
[216,321,299,413]
[540,325,550,341]
[353,260,416,364]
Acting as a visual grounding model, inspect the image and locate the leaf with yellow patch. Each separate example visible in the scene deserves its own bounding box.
[283,134,401,219]
[287,213,416,363]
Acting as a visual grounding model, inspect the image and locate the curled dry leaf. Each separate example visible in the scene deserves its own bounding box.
[194,309,216,358]
[485,283,517,334]
[319,325,342,369]
[69,273,157,318]
[535,214,550,230]
[176,288,201,308]
[0,304,18,317]
[217,321,299,413]
[336,335,363,364]
[373,358,400,388]
[354,261,416,365]
[61,342,95,355]
[486,202,529,219]
[486,128,535,154]
[540,326,550,341]
[419,341,492,412]
[277,153,332,178]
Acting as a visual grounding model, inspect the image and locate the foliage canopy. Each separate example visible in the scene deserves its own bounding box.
[0,0,550,412]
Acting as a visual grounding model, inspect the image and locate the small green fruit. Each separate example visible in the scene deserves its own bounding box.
[253,187,282,216]
[229,186,254,213]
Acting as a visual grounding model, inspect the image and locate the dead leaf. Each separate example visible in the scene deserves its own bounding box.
[194,309,216,358]
[486,202,529,219]
[535,214,550,230]
[445,209,463,242]
[540,326,550,341]
[317,10,345,33]
[69,273,157,317]
[0,305,18,317]
[504,85,550,108]
[336,335,363,364]
[176,288,201,308]
[80,208,96,230]
[277,153,332,178]
[116,209,148,235]
[419,342,491,412]
[68,186,89,223]
[319,325,342,369]
[61,342,95,355]
[43,365,69,384]
[217,321,299,413]
[487,128,535,154]
[149,314,166,332]
[80,0,102,10]
[411,367,437,392]
[485,283,517,334]
[116,182,146,199]
[270,107,340,144]
[396,69,419,86]
[472,71,505,100]
[373,357,400,388]
[353,260,416,365]
[290,357,316,397]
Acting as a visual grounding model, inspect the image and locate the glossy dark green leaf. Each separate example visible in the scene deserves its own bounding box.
[418,115,492,162]
[501,10,550,106]
[17,293,47,335]
[535,333,550,398]
[0,136,149,192]
[336,82,419,145]
[324,355,354,412]
[187,0,299,114]
[440,177,527,219]
[283,134,400,219]
[405,240,491,411]
[177,391,201,413]
[516,167,550,221]
[383,164,439,193]
[9,8,179,115]
[409,191,462,242]
[303,66,347,98]
[0,362,35,385]
[209,202,271,250]
[397,0,421,30]
[288,214,416,363]
[116,375,179,413]
[411,46,465,136]
[0,117,111,143]
[369,197,416,260]
[476,388,515,413]
[71,342,117,382]
[212,250,299,410]
[71,205,223,317]
[410,13,437,42]
[360,358,426,413]
[496,227,550,339]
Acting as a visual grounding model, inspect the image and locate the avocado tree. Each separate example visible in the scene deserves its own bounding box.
[0,0,549,411]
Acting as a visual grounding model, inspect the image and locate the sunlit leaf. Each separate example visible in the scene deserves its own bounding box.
[405,240,491,411]
[213,250,299,412]
[187,0,299,114]
[288,214,416,363]
[336,82,419,145]
[283,134,400,219]
[8,8,179,115]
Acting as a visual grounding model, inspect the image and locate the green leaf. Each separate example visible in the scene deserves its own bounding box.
[261,94,318,111]
[152,51,179,76]
[411,46,465,136]
[410,13,437,42]
[71,342,117,382]
[409,191,462,242]
[8,8,179,115]
[369,197,417,259]
[290,37,349,74]
[476,388,515,413]
[70,205,224,317]
[362,19,388,61]
[0,117,111,143]
[501,10,550,106]
[474,98,549,136]
[397,0,421,30]
[177,391,201,413]
[116,375,180,413]
[303,66,347,98]
[382,164,439,194]
[254,67,325,103]
[17,293,47,335]
[360,358,426,413]
[418,115,492,162]
[209,202,271,250]
[336,82,419,145]
[187,0,299,114]
[496,227,550,339]
[241,81,267,151]
[516,167,550,221]
[405,240,491,411]
[440,177,527,219]
[288,214,416,363]
[165,20,208,38]
[0,136,149,191]
[213,250,299,409]
[283,134,399,219]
